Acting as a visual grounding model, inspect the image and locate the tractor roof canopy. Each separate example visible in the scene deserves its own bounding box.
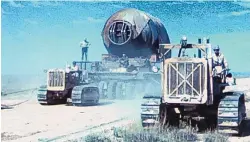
[159,43,212,59]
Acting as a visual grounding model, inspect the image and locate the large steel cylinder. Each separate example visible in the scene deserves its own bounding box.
[101,8,170,58]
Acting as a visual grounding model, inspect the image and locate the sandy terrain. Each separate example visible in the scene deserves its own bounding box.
[1,78,250,142]
[1,99,141,142]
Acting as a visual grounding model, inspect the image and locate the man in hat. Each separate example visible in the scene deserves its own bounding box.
[212,45,229,83]
[212,45,228,69]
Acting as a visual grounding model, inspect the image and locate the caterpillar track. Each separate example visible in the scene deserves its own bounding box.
[115,81,136,100]
[71,84,99,106]
[98,81,107,99]
[37,85,49,105]
[107,80,117,100]
[98,80,138,100]
[217,91,247,135]
[140,95,161,127]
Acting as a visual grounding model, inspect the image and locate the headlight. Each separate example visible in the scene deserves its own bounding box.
[152,66,158,73]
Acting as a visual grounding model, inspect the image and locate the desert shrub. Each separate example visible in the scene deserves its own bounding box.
[168,128,197,142]
[122,130,161,142]
[83,122,200,142]
[203,131,229,142]
[113,126,197,142]
[84,133,112,142]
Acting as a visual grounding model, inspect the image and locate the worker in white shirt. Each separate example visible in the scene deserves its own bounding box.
[65,62,79,73]
[65,65,71,73]
[71,61,80,78]
[72,61,79,71]
[80,38,90,61]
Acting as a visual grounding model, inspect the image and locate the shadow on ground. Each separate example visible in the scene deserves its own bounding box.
[241,118,250,137]
[69,101,114,107]
[181,117,250,137]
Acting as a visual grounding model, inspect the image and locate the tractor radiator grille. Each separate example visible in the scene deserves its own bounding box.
[166,62,205,97]
[48,71,64,87]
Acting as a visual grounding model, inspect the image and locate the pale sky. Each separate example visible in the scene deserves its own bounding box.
[1,1,250,75]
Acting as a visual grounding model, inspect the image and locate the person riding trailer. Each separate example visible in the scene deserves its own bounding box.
[119,54,129,68]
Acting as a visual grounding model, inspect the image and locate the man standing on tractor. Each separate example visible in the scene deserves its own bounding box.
[80,38,90,61]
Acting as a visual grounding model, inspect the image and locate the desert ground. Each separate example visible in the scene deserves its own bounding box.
[1,78,250,142]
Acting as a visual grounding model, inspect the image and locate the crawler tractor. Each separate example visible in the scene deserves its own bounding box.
[37,61,100,106]
[88,54,162,100]
[141,37,247,135]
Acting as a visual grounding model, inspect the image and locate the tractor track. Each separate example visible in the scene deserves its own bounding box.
[41,117,130,142]
[2,88,38,96]
[1,89,37,109]
[1,117,131,142]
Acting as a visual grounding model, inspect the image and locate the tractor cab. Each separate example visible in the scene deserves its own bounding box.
[159,37,234,105]
[71,61,100,83]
